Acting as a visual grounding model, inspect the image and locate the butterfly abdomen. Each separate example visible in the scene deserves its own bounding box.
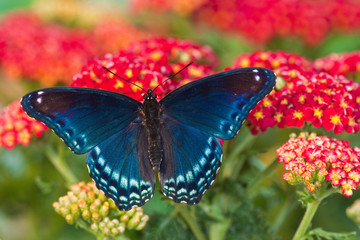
[143,91,163,170]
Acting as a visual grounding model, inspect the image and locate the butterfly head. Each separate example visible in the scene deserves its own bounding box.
[143,89,157,101]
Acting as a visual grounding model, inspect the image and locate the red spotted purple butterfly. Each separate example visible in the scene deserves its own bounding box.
[21,66,276,210]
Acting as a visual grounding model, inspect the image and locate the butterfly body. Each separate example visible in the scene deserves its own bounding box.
[142,89,163,170]
[21,67,276,210]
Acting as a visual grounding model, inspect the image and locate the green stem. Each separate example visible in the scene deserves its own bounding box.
[209,218,231,240]
[292,200,321,240]
[246,157,278,198]
[175,205,206,240]
[44,145,78,186]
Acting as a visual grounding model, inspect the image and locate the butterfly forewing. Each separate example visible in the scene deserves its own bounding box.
[159,67,276,140]
[21,87,142,154]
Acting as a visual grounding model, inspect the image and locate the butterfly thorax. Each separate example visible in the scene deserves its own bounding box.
[142,89,163,170]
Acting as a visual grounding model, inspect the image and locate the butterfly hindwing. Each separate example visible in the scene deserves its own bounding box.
[21,87,142,154]
[159,113,222,204]
[160,67,276,140]
[86,119,155,211]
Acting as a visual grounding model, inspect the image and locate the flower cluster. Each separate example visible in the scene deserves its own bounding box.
[277,133,360,197]
[233,51,360,135]
[124,37,218,67]
[132,0,360,45]
[0,12,146,86]
[247,68,360,135]
[314,51,360,77]
[0,12,95,85]
[72,38,217,101]
[0,100,47,149]
[53,181,149,237]
[232,51,312,72]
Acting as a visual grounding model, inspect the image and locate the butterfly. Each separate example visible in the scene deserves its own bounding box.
[21,67,276,211]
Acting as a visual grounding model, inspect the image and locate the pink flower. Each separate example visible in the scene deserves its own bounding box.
[277,133,360,197]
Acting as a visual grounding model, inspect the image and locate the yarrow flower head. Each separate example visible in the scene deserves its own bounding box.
[72,38,217,101]
[124,37,218,69]
[245,66,360,135]
[53,181,149,237]
[134,0,360,45]
[0,100,47,149]
[0,12,97,86]
[314,51,360,78]
[0,12,147,86]
[232,51,313,72]
[277,132,360,197]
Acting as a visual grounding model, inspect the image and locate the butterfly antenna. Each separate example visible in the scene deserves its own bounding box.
[102,66,147,93]
[153,62,193,93]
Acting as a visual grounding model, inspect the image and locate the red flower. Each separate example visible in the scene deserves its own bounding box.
[0,12,97,86]
[314,51,360,77]
[0,12,148,86]
[238,51,360,135]
[133,0,360,45]
[277,133,360,197]
[0,100,47,149]
[72,38,217,101]
[233,51,312,72]
[123,37,218,69]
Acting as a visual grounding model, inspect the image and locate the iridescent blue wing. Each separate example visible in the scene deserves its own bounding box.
[21,87,155,210]
[21,87,142,154]
[87,119,155,211]
[159,67,276,140]
[159,114,222,204]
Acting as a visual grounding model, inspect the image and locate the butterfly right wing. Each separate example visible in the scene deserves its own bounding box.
[86,119,155,211]
[21,87,142,154]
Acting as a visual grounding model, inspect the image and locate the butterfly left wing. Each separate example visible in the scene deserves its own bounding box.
[87,120,155,211]
[21,87,142,154]
[159,113,222,204]
[159,67,276,140]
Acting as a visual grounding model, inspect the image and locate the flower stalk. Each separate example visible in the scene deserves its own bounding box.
[292,199,321,240]
[44,145,78,185]
[175,205,206,240]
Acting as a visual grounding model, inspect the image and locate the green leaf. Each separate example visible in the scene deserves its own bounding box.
[304,228,357,240]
